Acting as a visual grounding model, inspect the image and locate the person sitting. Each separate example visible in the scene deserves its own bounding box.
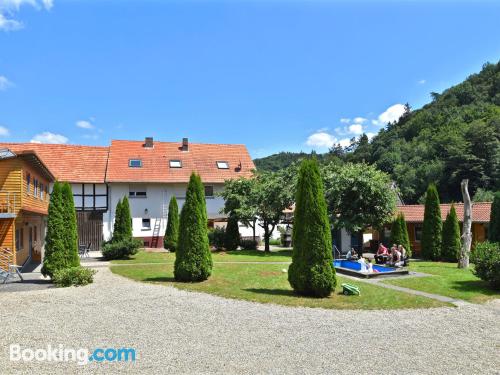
[375,243,389,264]
[388,247,403,267]
[347,248,358,260]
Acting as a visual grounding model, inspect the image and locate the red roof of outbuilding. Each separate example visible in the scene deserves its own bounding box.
[105,140,255,183]
[0,143,109,183]
[397,203,492,223]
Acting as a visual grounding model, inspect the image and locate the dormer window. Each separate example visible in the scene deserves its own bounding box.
[216,161,229,169]
[129,159,142,168]
[170,160,182,168]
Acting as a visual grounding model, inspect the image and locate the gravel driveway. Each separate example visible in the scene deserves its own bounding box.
[1,266,499,375]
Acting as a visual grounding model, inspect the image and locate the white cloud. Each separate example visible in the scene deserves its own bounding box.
[0,13,22,30]
[0,126,10,136]
[366,132,376,140]
[0,0,53,31]
[76,120,94,129]
[353,117,367,124]
[372,104,406,126]
[306,132,336,149]
[338,138,351,148]
[348,124,364,135]
[30,131,68,144]
[340,118,350,124]
[418,79,426,84]
[0,75,13,90]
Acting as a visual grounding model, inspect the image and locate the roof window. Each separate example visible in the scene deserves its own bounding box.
[216,161,229,169]
[129,159,142,168]
[170,160,182,168]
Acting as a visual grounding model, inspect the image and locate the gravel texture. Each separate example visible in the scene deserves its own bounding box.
[0,266,499,375]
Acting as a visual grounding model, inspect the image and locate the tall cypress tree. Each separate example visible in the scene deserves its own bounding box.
[441,204,461,262]
[121,196,133,241]
[421,184,443,260]
[174,173,213,281]
[390,216,402,246]
[112,198,123,242]
[42,182,67,278]
[488,192,500,243]
[288,158,336,297]
[398,213,411,257]
[61,182,80,267]
[224,214,240,251]
[164,196,179,251]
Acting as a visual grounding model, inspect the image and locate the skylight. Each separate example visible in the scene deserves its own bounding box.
[170,160,182,168]
[216,161,229,169]
[129,159,142,168]
[0,149,16,159]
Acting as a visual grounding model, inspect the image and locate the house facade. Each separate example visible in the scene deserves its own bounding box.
[0,149,54,268]
[0,138,255,250]
[104,138,254,247]
[372,203,492,255]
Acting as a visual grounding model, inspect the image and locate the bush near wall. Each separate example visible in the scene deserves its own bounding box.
[102,239,142,260]
[53,266,96,287]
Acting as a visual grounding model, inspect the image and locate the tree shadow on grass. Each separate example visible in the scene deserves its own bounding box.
[214,249,292,258]
[243,288,296,297]
[143,276,176,283]
[450,280,499,296]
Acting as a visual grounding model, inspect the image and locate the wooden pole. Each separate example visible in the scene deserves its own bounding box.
[459,179,472,269]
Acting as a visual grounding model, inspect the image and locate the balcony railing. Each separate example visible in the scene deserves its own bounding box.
[0,192,20,215]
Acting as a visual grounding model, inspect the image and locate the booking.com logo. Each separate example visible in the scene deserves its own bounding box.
[10,344,136,366]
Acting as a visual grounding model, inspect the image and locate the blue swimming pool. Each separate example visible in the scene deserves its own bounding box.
[333,259,408,278]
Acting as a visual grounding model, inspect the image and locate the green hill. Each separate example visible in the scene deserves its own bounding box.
[255,61,500,204]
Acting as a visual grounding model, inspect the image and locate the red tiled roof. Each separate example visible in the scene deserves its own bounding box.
[397,203,492,223]
[0,143,109,183]
[105,140,255,183]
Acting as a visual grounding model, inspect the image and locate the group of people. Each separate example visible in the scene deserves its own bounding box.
[375,243,407,267]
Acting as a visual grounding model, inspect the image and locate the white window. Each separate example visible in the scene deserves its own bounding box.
[142,218,151,230]
[26,173,31,194]
[34,179,38,197]
[15,228,23,251]
[129,185,147,198]
[169,160,182,168]
[216,161,229,169]
[204,185,214,198]
[129,159,142,168]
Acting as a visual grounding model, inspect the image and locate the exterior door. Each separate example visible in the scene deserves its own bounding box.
[28,227,33,258]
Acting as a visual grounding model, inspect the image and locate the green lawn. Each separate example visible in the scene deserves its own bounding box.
[110,251,447,310]
[111,248,293,264]
[383,261,499,303]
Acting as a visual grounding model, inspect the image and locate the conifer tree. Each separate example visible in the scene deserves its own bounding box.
[112,198,123,242]
[164,196,179,251]
[489,192,500,243]
[288,158,336,297]
[61,182,80,267]
[42,182,67,278]
[441,204,461,262]
[121,196,133,241]
[224,214,240,251]
[421,184,443,260]
[390,216,402,247]
[174,173,213,281]
[399,213,411,257]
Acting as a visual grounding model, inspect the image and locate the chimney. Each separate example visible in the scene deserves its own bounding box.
[144,137,154,148]
[181,137,189,151]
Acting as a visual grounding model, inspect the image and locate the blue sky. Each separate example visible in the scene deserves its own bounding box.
[0,0,499,158]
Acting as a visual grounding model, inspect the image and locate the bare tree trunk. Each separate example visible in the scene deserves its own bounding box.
[459,179,472,269]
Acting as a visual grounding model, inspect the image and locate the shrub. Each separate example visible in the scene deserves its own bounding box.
[288,158,336,298]
[240,239,258,250]
[208,227,226,250]
[269,238,281,246]
[101,238,142,260]
[112,198,124,242]
[441,204,461,262]
[42,182,67,278]
[164,196,180,252]
[471,242,500,290]
[488,192,500,243]
[61,182,80,268]
[421,184,442,260]
[121,197,133,241]
[174,173,213,282]
[224,214,240,251]
[53,267,96,287]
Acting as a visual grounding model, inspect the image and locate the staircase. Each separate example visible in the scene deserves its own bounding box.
[150,218,161,248]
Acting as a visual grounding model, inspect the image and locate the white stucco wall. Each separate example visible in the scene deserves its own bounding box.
[104,182,226,241]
